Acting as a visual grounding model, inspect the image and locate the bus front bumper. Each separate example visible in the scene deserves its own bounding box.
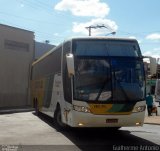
[69,111,145,127]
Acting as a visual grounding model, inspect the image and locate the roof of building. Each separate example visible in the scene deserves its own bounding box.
[0,23,34,33]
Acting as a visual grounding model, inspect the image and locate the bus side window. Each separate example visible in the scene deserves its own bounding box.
[63,42,72,103]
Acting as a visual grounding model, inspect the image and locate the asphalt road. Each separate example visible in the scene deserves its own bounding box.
[0,112,159,151]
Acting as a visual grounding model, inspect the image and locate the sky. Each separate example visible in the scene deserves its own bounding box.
[0,0,160,58]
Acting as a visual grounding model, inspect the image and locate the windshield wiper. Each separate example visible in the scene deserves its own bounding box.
[118,82,130,101]
[95,78,110,101]
[113,70,131,101]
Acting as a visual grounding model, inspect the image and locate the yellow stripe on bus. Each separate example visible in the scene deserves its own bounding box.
[89,104,132,115]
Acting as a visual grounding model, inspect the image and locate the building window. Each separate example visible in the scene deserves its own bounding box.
[4,40,29,52]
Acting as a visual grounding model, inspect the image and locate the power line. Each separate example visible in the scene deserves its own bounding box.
[16,0,72,19]
[0,11,65,26]
[85,24,116,36]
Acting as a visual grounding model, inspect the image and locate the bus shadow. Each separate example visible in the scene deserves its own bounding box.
[33,112,159,151]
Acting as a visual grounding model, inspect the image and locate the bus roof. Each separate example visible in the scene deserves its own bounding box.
[32,43,62,66]
[32,36,139,66]
[69,36,138,42]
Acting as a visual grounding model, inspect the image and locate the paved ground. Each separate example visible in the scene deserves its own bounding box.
[0,112,73,145]
[144,116,160,125]
[0,111,160,151]
[144,102,160,125]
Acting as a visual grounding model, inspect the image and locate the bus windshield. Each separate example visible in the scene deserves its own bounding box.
[73,39,145,102]
[111,58,145,101]
[74,58,145,102]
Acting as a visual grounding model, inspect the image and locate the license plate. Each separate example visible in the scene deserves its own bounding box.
[106,119,118,123]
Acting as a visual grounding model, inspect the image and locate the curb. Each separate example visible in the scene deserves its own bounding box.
[0,108,34,114]
[144,123,160,125]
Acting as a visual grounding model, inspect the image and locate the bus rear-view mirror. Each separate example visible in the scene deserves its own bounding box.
[66,53,75,76]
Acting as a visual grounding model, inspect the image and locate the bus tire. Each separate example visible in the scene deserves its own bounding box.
[54,106,67,131]
[35,98,39,116]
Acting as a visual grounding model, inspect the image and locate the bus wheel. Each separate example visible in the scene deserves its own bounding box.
[54,106,67,130]
[35,98,39,116]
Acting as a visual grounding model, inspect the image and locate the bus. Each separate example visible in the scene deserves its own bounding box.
[31,37,146,129]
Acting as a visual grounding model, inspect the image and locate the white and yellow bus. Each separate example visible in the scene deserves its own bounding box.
[31,37,146,129]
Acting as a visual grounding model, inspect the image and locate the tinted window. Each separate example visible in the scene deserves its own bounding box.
[73,40,141,57]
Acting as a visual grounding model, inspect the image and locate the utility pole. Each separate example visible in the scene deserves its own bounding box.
[85,24,116,36]
[85,26,96,36]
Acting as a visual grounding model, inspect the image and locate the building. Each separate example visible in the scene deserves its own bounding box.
[35,41,55,59]
[144,57,160,95]
[0,24,34,108]
[144,57,160,79]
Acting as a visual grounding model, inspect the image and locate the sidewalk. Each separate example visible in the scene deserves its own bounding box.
[144,104,160,125]
[144,115,160,125]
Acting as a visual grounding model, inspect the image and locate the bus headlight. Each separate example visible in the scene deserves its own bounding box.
[132,106,146,113]
[73,105,91,113]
